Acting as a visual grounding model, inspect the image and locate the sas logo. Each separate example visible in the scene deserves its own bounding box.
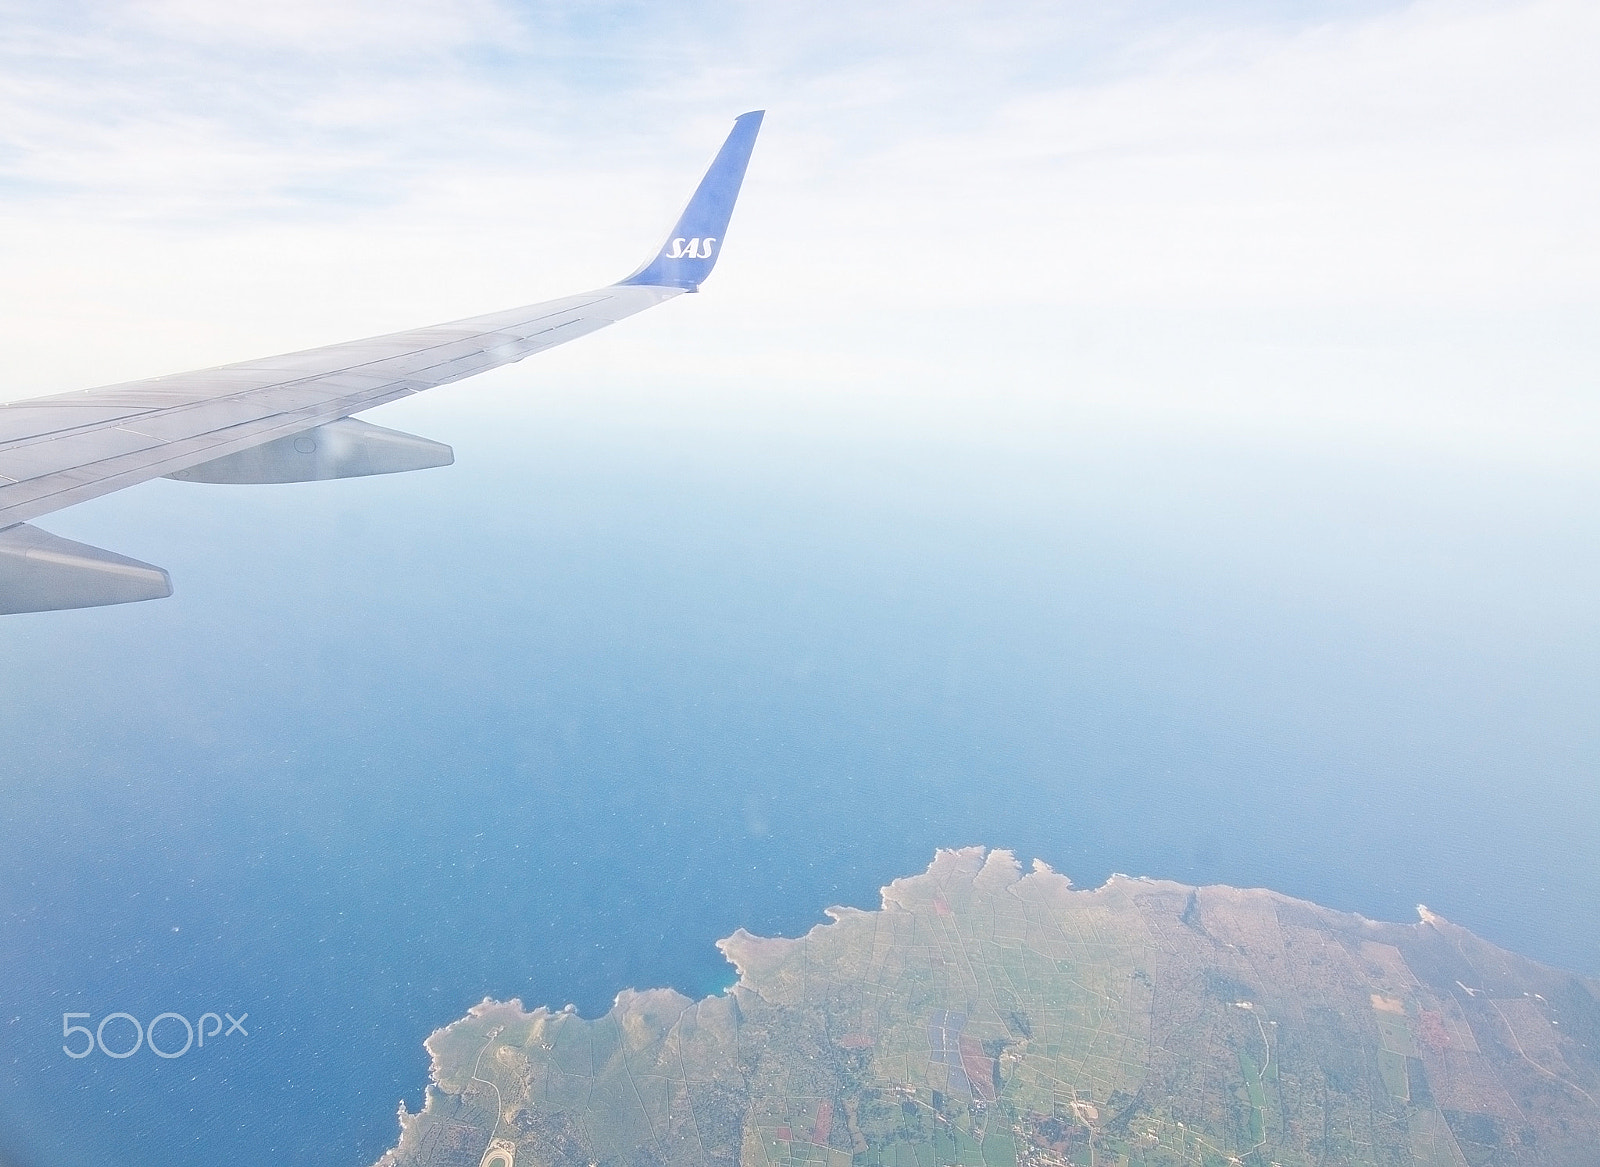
[665,237,716,259]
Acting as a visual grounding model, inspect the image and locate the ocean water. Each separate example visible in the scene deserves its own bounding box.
[1,390,1597,1167]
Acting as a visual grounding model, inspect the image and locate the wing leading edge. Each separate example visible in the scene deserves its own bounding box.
[0,111,764,614]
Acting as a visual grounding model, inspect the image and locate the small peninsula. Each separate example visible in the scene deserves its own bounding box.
[372,848,1600,1167]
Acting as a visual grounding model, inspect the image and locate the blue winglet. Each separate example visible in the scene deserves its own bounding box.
[618,111,764,291]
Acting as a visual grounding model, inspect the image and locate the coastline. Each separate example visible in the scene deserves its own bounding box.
[374,847,1600,1167]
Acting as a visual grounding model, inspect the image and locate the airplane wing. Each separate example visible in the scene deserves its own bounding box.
[0,111,763,614]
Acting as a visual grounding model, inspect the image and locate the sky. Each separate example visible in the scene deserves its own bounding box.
[0,0,1596,468]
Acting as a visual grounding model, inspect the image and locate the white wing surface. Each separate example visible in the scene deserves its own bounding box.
[0,111,763,614]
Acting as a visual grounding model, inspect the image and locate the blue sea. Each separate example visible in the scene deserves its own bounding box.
[1,381,1596,1167]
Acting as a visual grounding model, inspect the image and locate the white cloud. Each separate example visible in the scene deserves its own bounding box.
[0,0,1595,465]
[129,0,513,47]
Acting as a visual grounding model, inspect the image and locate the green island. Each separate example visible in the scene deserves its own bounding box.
[373,848,1600,1167]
